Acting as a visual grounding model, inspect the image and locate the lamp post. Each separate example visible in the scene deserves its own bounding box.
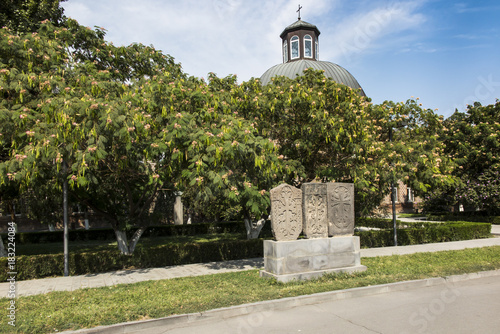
[62,160,69,276]
[389,128,397,247]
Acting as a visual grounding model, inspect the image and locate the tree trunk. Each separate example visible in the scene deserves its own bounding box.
[115,230,131,255]
[128,226,146,254]
[0,235,7,257]
[7,200,16,223]
[114,227,147,255]
[244,215,268,239]
[1,200,17,257]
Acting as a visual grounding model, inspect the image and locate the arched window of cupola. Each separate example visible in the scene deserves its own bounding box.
[315,40,319,60]
[304,35,313,58]
[291,36,299,60]
[283,40,288,63]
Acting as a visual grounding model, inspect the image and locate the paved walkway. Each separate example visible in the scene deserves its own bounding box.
[2,223,499,298]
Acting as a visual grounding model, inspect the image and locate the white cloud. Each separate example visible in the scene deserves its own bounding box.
[322,1,427,63]
[61,0,500,119]
[62,0,336,81]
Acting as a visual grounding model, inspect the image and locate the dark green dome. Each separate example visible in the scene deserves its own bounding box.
[260,59,366,96]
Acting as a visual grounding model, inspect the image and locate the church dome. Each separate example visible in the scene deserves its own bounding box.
[260,59,366,96]
[260,13,366,96]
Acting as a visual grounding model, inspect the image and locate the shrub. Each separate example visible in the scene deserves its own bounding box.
[1,221,249,244]
[356,220,491,248]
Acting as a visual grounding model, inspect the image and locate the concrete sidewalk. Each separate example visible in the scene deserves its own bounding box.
[2,229,499,298]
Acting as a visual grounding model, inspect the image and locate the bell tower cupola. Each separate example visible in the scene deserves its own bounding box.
[280,5,321,63]
[260,5,365,96]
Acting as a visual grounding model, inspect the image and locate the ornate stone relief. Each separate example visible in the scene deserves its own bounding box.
[270,184,303,241]
[302,183,328,238]
[327,183,355,236]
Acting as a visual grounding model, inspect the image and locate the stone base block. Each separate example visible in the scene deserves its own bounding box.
[260,265,367,283]
[260,236,367,282]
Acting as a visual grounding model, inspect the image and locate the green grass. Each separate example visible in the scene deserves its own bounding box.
[2,246,500,334]
[15,233,245,256]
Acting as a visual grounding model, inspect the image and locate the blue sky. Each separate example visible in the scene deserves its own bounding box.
[62,0,500,118]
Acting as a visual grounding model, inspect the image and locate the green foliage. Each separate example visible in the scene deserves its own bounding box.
[455,169,500,215]
[425,212,498,224]
[355,219,491,247]
[1,222,253,245]
[444,101,500,177]
[0,15,472,251]
[0,19,187,253]
[423,101,500,214]
[232,71,454,215]
[0,20,284,252]
[0,0,67,34]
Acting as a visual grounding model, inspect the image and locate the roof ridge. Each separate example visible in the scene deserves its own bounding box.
[280,19,321,38]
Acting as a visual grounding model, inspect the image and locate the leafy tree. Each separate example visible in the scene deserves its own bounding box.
[0,20,185,254]
[444,101,500,178]
[232,70,454,215]
[376,99,456,200]
[0,0,67,33]
[0,20,288,254]
[424,101,500,214]
[455,169,500,215]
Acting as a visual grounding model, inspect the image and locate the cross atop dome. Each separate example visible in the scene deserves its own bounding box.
[297,4,303,20]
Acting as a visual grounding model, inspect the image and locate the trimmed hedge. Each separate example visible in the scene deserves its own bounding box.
[1,221,252,244]
[355,219,492,248]
[0,238,264,281]
[426,214,500,224]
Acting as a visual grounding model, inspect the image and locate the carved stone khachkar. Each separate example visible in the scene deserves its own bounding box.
[270,184,303,241]
[262,182,366,282]
[327,183,355,236]
[302,183,328,238]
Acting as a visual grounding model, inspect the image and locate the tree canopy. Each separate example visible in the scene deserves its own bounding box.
[423,101,500,214]
[231,71,454,214]
[0,10,483,256]
[0,20,288,253]
[0,0,67,33]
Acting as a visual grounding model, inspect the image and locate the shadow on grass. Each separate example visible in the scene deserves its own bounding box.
[202,258,264,270]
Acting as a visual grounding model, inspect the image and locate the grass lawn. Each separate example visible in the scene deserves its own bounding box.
[2,246,500,334]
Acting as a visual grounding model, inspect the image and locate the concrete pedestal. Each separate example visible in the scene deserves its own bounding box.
[260,236,367,283]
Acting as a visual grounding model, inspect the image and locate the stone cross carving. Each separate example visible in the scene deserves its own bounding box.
[328,183,355,236]
[270,182,355,241]
[302,183,328,238]
[270,184,303,241]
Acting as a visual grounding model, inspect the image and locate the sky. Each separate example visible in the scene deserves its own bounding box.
[62,0,500,118]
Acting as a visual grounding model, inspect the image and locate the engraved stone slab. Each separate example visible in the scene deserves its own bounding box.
[270,184,303,241]
[327,183,355,236]
[302,183,328,238]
